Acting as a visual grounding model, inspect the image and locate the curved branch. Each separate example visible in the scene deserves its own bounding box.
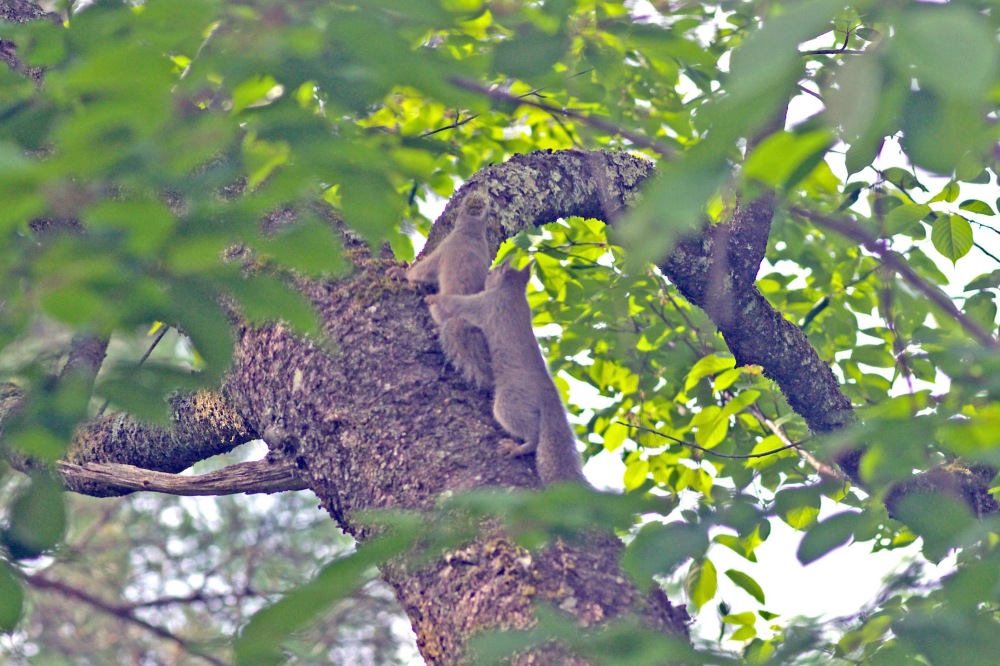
[794,206,1000,348]
[55,457,306,496]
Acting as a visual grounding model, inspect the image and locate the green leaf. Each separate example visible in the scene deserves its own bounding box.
[2,477,66,560]
[232,75,284,114]
[603,421,629,452]
[883,203,930,237]
[929,181,960,204]
[685,558,718,611]
[931,214,973,263]
[774,486,821,530]
[725,569,765,604]
[685,353,736,392]
[965,270,1000,292]
[959,199,995,216]
[720,390,760,419]
[797,511,861,565]
[892,492,974,563]
[742,130,835,191]
[692,405,728,450]
[623,458,650,491]
[855,27,880,42]
[0,562,24,631]
[712,367,743,392]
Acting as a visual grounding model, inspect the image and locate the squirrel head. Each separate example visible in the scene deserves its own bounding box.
[487,259,532,290]
[461,190,490,219]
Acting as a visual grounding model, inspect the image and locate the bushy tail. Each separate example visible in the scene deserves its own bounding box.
[537,407,586,484]
[440,318,493,391]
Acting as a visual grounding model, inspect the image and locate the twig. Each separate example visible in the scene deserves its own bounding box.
[451,77,676,158]
[419,112,478,138]
[745,405,843,480]
[616,421,804,460]
[973,240,1000,265]
[799,48,865,55]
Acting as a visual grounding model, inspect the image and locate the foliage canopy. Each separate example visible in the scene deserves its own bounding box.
[1,0,1000,663]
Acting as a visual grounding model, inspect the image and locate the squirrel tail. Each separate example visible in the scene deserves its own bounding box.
[439,318,493,391]
[537,407,586,484]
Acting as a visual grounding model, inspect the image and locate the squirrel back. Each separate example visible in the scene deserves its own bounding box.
[427,260,586,484]
[406,191,493,390]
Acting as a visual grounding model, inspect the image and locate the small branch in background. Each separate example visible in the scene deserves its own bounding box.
[745,405,844,481]
[20,571,227,666]
[60,335,109,388]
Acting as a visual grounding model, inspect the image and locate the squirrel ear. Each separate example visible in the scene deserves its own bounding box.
[517,261,533,281]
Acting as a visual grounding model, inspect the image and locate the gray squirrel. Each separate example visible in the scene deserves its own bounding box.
[405,190,493,390]
[427,260,586,484]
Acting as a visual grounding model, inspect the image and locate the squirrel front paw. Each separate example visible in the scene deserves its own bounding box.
[499,437,535,458]
[386,264,409,281]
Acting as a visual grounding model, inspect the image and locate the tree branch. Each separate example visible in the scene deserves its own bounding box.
[55,457,306,496]
[793,206,999,348]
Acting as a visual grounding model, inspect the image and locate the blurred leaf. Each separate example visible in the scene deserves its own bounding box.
[742,130,834,192]
[893,5,999,102]
[622,521,709,582]
[685,558,717,611]
[725,569,765,604]
[882,203,930,237]
[0,562,24,631]
[2,477,66,560]
[797,511,861,565]
[892,493,973,563]
[774,486,821,530]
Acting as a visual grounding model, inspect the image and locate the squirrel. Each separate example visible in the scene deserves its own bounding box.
[405,190,494,390]
[426,260,586,484]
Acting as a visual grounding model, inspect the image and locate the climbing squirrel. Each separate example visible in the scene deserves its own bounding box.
[426,260,586,484]
[405,190,494,390]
